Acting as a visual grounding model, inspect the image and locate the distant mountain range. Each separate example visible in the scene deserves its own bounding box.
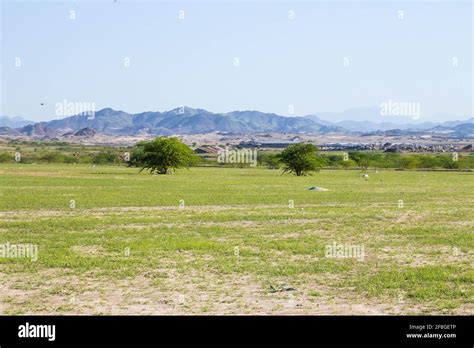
[0,116,34,128]
[307,107,474,132]
[1,107,326,136]
[0,107,473,138]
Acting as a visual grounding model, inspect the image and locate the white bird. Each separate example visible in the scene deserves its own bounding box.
[362,173,369,180]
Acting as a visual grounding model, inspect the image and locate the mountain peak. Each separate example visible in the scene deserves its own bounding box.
[98,107,116,112]
[94,108,132,118]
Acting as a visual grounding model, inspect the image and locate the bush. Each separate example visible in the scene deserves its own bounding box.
[92,152,118,165]
[258,153,281,169]
[63,155,80,164]
[0,152,13,163]
[398,156,419,169]
[39,152,66,163]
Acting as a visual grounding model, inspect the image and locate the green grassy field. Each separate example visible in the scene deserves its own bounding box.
[0,164,472,314]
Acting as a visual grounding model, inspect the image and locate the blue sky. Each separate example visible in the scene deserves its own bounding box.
[1,0,472,122]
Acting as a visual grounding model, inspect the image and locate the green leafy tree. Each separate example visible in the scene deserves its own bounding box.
[280,143,322,176]
[129,143,146,167]
[134,137,198,174]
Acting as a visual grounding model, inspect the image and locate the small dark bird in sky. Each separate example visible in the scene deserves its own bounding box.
[40,103,44,106]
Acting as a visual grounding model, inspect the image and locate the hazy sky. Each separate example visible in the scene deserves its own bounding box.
[1,0,472,122]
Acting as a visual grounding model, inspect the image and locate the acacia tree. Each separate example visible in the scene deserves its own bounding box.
[280,143,322,176]
[132,137,198,174]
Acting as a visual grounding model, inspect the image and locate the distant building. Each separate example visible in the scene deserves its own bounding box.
[239,137,301,148]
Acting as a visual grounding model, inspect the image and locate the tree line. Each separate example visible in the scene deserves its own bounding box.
[1,137,472,174]
[259,150,474,171]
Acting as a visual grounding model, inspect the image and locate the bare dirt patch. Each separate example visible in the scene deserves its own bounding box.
[0,268,442,315]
